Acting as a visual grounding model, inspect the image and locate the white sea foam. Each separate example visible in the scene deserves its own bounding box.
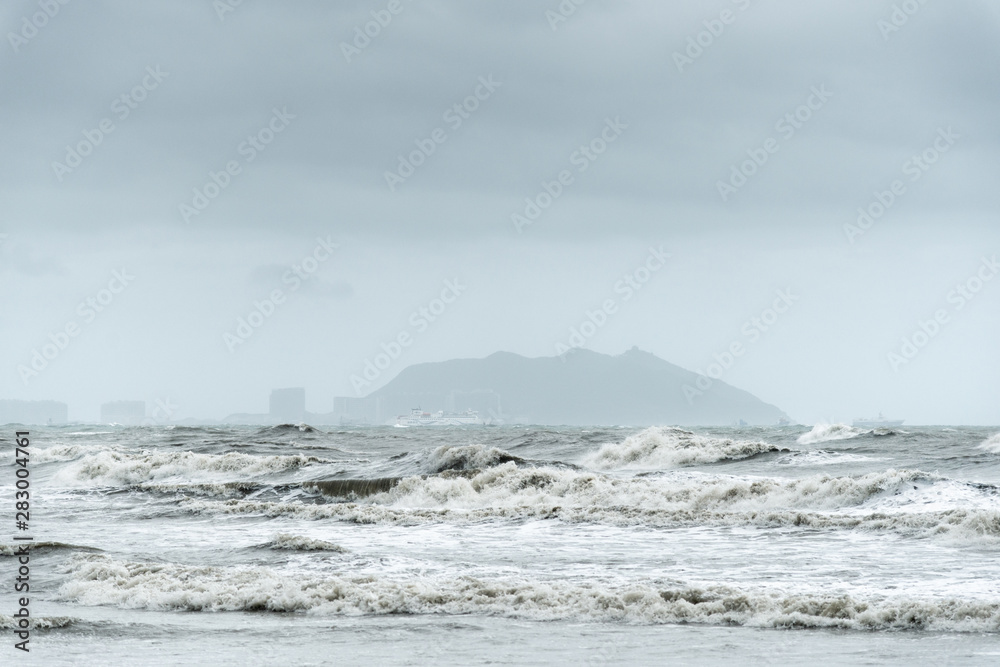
[58,554,1000,631]
[0,615,77,630]
[979,434,1000,454]
[33,444,108,463]
[183,497,1000,543]
[179,466,1000,542]
[367,465,944,513]
[584,427,781,470]
[0,443,115,465]
[53,449,326,486]
[797,423,865,445]
[776,451,875,467]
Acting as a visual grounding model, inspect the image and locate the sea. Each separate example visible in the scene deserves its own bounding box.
[3,423,1000,666]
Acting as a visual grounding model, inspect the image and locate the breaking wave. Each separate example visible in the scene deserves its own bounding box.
[356,465,951,513]
[426,444,524,472]
[0,443,115,466]
[177,466,1000,542]
[260,423,320,434]
[135,481,270,498]
[980,434,1000,454]
[181,497,1000,542]
[57,554,1000,631]
[1,541,101,556]
[797,423,865,445]
[54,449,327,486]
[584,427,783,470]
[308,478,400,498]
[261,533,346,552]
[30,443,115,464]
[0,615,78,630]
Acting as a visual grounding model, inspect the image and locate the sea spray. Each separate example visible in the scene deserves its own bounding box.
[797,423,866,445]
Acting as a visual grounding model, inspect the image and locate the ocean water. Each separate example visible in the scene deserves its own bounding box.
[4,423,1000,665]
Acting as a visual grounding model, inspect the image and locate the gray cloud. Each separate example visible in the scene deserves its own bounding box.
[2,0,997,424]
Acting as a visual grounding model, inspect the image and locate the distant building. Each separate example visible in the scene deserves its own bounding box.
[270,388,305,423]
[101,401,145,425]
[0,400,68,425]
[332,396,381,424]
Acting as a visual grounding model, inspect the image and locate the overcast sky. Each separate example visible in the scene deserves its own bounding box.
[2,0,998,424]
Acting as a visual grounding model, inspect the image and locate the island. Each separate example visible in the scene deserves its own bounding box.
[333,347,789,426]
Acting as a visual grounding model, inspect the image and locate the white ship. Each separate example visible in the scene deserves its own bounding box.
[852,412,904,428]
[395,408,483,427]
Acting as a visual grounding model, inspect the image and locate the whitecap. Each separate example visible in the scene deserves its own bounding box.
[584,426,781,470]
[797,423,865,445]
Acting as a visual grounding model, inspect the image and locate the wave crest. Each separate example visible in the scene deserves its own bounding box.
[980,434,1000,453]
[58,555,1000,631]
[262,533,346,552]
[55,449,326,486]
[351,466,948,513]
[183,496,1000,543]
[427,444,522,472]
[174,467,1000,543]
[260,423,319,434]
[797,423,865,445]
[1,541,101,556]
[585,427,782,470]
[0,615,77,630]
